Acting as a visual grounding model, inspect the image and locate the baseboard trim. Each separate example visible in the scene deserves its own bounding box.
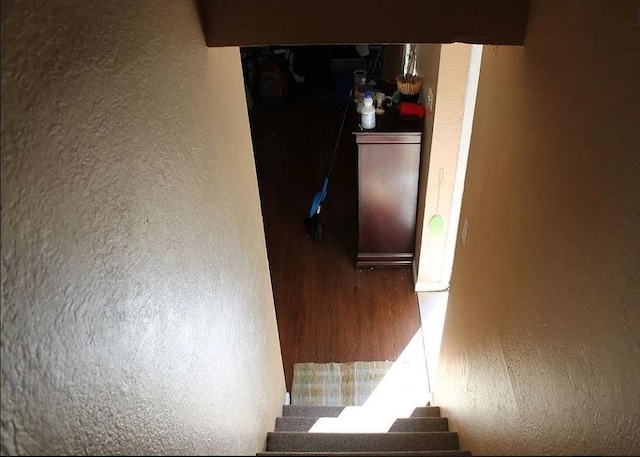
[414,280,450,293]
[356,253,413,269]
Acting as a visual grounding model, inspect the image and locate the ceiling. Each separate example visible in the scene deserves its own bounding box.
[198,0,531,47]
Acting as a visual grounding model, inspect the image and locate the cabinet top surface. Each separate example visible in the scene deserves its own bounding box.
[349,103,424,137]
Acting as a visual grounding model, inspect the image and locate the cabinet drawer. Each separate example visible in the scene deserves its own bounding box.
[357,141,421,268]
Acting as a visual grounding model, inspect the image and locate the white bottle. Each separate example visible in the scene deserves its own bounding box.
[360,91,376,129]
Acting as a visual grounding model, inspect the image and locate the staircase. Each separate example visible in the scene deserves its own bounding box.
[258,404,471,456]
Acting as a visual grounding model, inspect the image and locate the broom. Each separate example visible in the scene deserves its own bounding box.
[304,46,383,241]
[304,88,352,242]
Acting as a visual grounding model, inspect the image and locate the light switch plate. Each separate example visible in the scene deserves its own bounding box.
[461,217,469,246]
[427,87,434,112]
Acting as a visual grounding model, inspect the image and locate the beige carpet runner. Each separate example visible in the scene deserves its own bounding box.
[291,361,393,406]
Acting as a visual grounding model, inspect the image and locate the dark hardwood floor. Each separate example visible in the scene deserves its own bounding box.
[249,95,421,391]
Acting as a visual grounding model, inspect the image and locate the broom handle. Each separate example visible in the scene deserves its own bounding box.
[327,46,383,180]
[326,88,353,180]
[327,46,382,178]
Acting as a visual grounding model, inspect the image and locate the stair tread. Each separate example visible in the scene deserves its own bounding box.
[283,405,346,417]
[389,417,449,432]
[275,416,449,432]
[269,431,455,435]
[266,431,460,453]
[282,405,441,418]
[410,407,441,417]
[258,451,471,456]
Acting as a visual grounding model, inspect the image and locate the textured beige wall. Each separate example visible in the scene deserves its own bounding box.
[414,44,472,291]
[435,0,640,455]
[1,1,285,455]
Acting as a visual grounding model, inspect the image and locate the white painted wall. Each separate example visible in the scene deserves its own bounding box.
[414,43,481,291]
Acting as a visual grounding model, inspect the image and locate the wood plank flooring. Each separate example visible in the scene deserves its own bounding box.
[249,97,421,391]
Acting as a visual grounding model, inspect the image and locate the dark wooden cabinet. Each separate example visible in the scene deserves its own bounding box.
[352,110,423,269]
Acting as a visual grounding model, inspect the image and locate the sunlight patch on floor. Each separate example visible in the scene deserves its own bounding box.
[308,328,430,433]
[417,290,449,394]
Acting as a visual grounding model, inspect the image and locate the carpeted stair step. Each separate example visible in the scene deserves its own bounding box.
[258,451,472,456]
[388,417,449,432]
[266,431,459,453]
[282,406,346,417]
[410,406,441,418]
[282,405,441,418]
[275,417,449,432]
[275,417,321,431]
